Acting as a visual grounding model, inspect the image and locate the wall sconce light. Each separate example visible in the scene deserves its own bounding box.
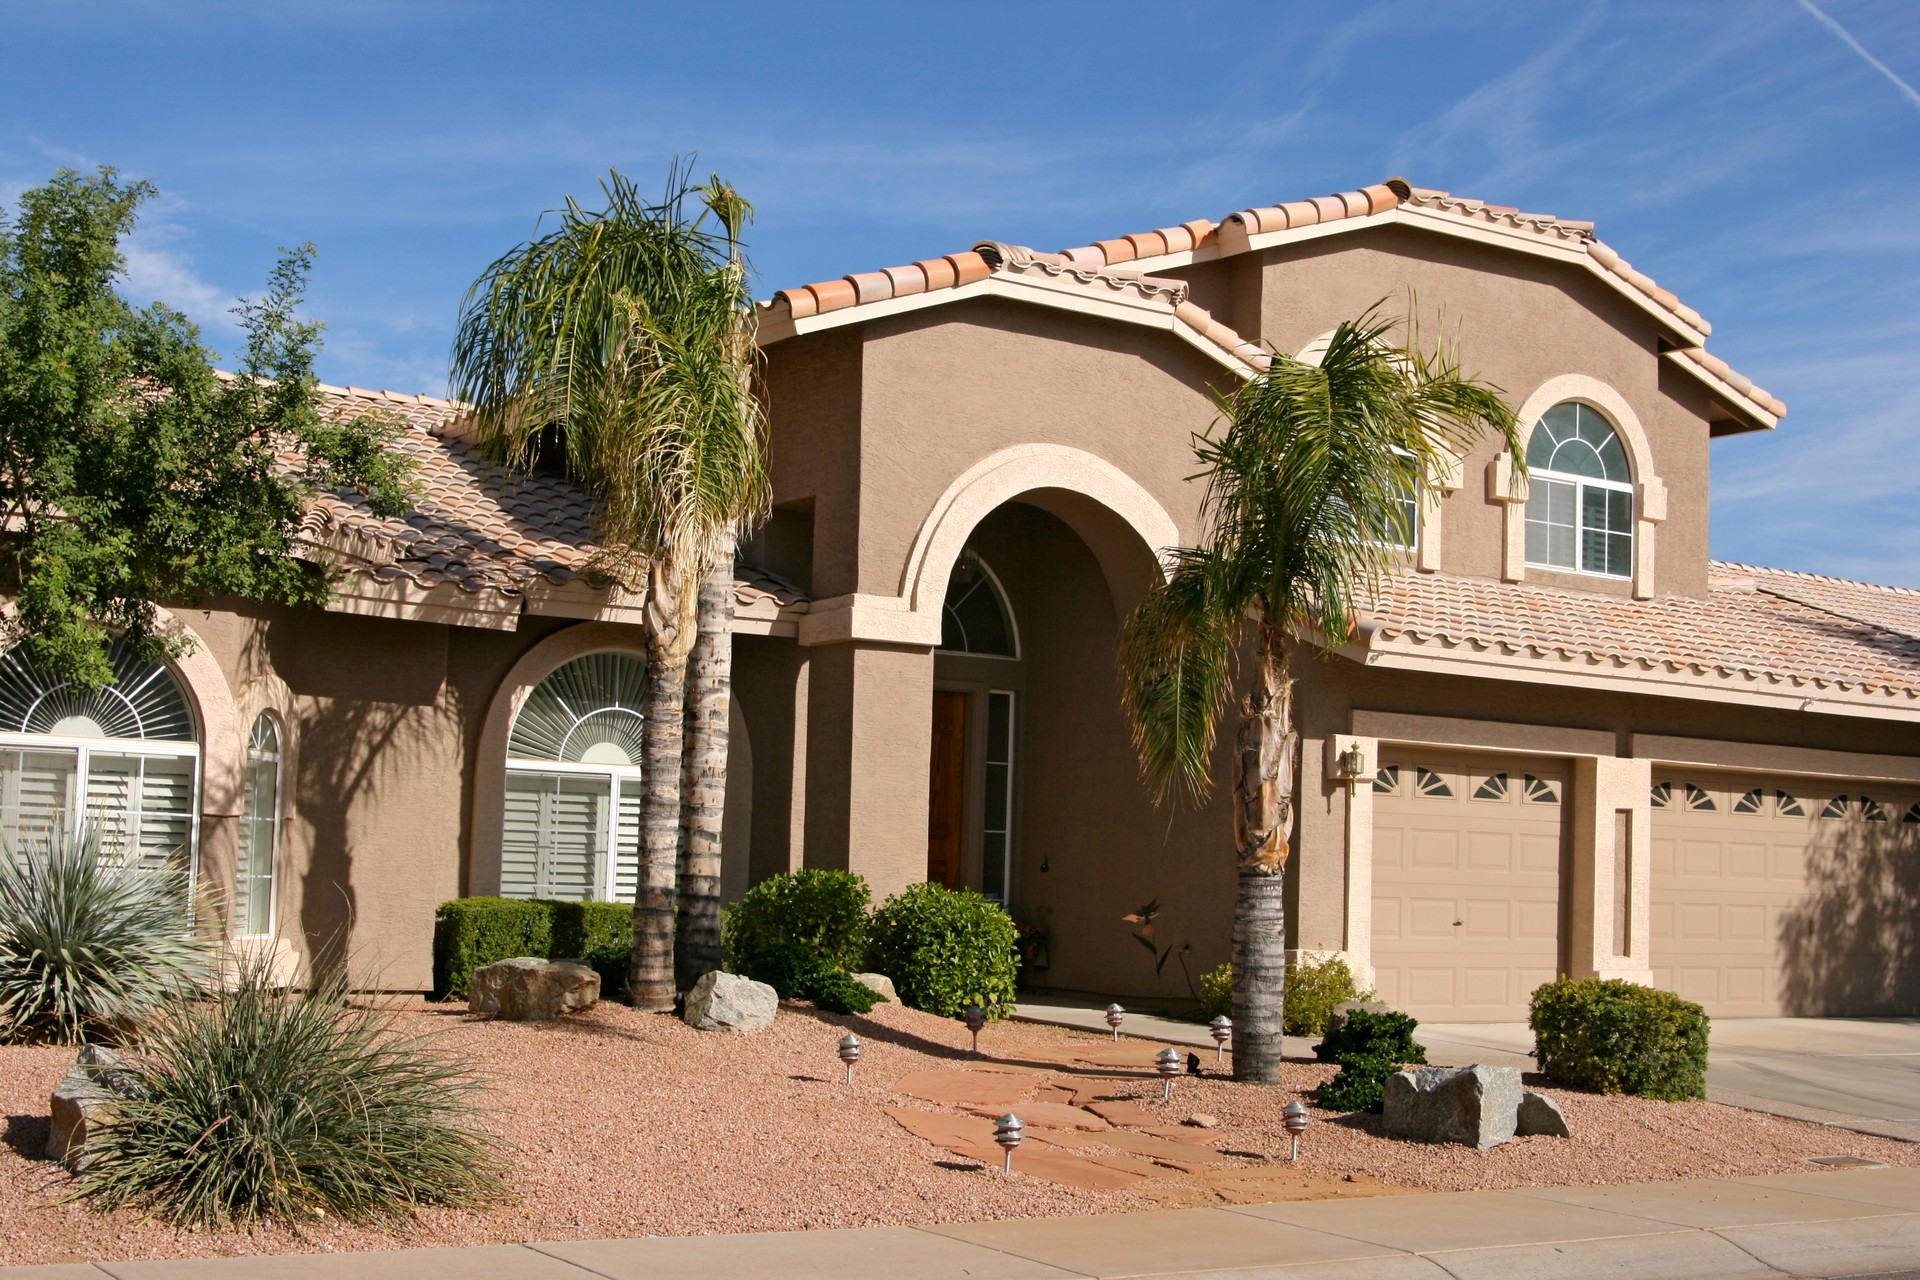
[1337,743,1369,788]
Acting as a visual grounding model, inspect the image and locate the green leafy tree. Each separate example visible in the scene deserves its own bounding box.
[0,167,415,690]
[450,164,767,1011]
[1117,309,1521,1082]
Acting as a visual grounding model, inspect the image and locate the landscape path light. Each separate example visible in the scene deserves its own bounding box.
[838,1033,862,1084]
[1104,1003,1125,1040]
[962,1004,986,1055]
[1155,1047,1183,1100]
[993,1113,1024,1173]
[1283,1100,1310,1162]
[1209,1015,1232,1068]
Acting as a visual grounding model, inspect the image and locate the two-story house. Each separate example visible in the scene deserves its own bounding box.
[7,179,1915,1019]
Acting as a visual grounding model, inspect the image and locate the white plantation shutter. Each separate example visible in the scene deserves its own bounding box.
[86,753,196,872]
[0,748,77,853]
[613,784,639,903]
[502,771,610,900]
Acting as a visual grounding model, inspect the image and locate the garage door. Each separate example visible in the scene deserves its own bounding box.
[1650,773,1920,1017]
[1372,754,1567,1021]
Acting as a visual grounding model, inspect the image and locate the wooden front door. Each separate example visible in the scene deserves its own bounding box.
[927,691,967,890]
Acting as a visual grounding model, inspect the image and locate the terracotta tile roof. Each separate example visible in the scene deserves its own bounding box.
[299,384,805,611]
[762,178,1781,424]
[1358,568,1920,704]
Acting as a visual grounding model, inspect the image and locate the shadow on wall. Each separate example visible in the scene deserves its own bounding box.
[1778,818,1920,1017]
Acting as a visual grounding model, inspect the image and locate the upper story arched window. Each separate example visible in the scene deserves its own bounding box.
[0,637,199,871]
[502,651,647,902]
[939,550,1018,658]
[1525,402,1634,578]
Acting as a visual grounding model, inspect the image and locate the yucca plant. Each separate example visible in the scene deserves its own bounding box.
[75,954,510,1228]
[0,822,212,1042]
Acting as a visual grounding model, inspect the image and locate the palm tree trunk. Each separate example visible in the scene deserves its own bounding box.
[1231,635,1297,1083]
[630,641,689,1011]
[675,538,735,989]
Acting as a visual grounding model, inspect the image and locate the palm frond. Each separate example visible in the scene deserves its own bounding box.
[1117,549,1243,806]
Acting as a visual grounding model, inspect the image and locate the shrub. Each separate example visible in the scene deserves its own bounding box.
[1314,1008,1426,1113]
[0,823,212,1042]
[723,870,881,1011]
[433,897,635,1000]
[76,956,508,1227]
[1195,956,1372,1036]
[867,883,1018,1018]
[1530,977,1709,1101]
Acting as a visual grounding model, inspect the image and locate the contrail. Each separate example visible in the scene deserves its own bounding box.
[1796,0,1920,111]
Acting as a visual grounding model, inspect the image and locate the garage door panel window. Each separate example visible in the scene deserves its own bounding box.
[1523,775,1560,805]
[503,652,646,903]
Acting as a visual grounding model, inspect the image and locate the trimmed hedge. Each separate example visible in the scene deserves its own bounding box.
[433,898,630,1001]
[1196,956,1371,1036]
[867,883,1018,1019]
[1314,1008,1426,1112]
[1530,977,1709,1101]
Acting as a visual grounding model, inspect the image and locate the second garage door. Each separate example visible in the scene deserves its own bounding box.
[1371,753,1568,1021]
[1650,772,1919,1017]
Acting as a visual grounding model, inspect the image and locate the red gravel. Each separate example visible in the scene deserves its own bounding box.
[0,999,1910,1268]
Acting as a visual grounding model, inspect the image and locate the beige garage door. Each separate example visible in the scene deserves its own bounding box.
[1650,773,1919,1017]
[1372,754,1567,1021]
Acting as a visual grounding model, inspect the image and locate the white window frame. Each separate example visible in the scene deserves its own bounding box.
[980,689,1015,905]
[1523,406,1635,580]
[0,731,203,888]
[502,758,643,902]
[937,551,1021,660]
[236,713,282,938]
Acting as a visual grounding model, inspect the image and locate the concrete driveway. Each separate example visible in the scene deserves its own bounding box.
[1418,1018,1920,1143]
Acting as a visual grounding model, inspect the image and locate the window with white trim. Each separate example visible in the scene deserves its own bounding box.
[237,714,282,936]
[939,550,1017,658]
[0,638,200,872]
[1525,402,1634,578]
[502,652,646,902]
[981,690,1014,903]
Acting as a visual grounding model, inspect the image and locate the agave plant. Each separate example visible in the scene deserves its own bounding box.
[76,953,509,1227]
[0,823,211,1042]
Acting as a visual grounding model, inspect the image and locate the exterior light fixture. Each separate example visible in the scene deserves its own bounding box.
[1156,1047,1183,1100]
[1338,743,1369,788]
[1209,1015,1232,1068]
[837,1033,862,1084]
[1104,1003,1125,1040]
[1283,1100,1310,1162]
[993,1113,1024,1172]
[962,1004,986,1055]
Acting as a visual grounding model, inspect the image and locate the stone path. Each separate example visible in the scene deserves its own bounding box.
[879,1035,1403,1205]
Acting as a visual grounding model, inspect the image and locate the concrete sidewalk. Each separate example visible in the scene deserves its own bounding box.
[16,1166,1920,1279]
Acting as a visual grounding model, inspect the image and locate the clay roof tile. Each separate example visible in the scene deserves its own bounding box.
[806,278,859,314]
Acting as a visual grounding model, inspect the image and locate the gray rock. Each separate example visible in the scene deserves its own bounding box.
[1324,999,1391,1037]
[1517,1089,1571,1137]
[682,970,778,1034]
[851,973,897,1003]
[469,957,600,1021]
[48,1045,135,1168]
[1382,1064,1523,1149]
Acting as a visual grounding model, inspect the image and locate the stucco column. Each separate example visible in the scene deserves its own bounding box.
[1568,755,1655,984]
[801,640,935,900]
[1329,733,1379,989]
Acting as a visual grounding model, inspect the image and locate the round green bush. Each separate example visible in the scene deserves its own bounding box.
[1529,977,1709,1101]
[723,869,872,997]
[1313,1007,1426,1113]
[867,883,1018,1018]
[1194,956,1370,1036]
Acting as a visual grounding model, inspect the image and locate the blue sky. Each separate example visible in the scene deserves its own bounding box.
[2,1,1916,585]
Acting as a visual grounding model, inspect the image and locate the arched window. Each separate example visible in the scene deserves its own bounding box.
[502,652,646,902]
[1525,402,1634,578]
[939,550,1017,657]
[0,637,199,870]
[237,714,282,936]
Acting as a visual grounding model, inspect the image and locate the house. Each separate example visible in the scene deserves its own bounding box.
[5,178,1915,1020]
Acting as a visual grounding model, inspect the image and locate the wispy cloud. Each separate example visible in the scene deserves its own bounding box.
[1795,0,1920,112]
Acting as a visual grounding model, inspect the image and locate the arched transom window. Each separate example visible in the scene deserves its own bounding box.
[237,713,282,936]
[502,651,647,902]
[1525,402,1634,578]
[0,638,199,872]
[940,550,1017,657]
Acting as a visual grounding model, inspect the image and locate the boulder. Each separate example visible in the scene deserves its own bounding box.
[1382,1064,1522,1149]
[1324,999,1391,1037]
[1517,1089,1571,1137]
[48,1045,135,1168]
[469,957,600,1021]
[683,971,778,1034]
[852,972,897,1003]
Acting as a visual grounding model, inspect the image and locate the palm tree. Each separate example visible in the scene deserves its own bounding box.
[1118,309,1521,1082]
[450,165,767,1012]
